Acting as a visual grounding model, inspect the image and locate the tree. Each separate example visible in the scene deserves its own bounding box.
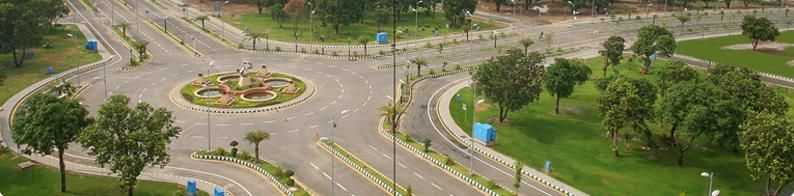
[739,111,794,196]
[375,8,390,32]
[132,40,149,59]
[270,4,288,28]
[244,130,271,163]
[599,36,625,77]
[544,58,591,114]
[358,36,370,56]
[284,0,306,40]
[443,0,478,28]
[741,15,780,50]
[520,38,535,55]
[422,138,432,153]
[472,49,545,122]
[597,77,657,157]
[316,0,364,34]
[675,13,691,32]
[494,0,507,12]
[244,32,267,50]
[255,0,267,14]
[514,161,523,195]
[378,102,404,129]
[632,25,676,74]
[0,71,5,86]
[37,0,68,31]
[194,15,208,30]
[655,61,699,97]
[0,2,46,67]
[412,57,428,76]
[12,94,90,193]
[117,23,130,37]
[78,95,181,196]
[659,81,742,166]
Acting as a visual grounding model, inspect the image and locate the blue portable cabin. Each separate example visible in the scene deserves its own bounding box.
[376,32,389,44]
[473,122,496,145]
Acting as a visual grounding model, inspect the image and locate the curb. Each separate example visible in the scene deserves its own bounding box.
[191,152,298,196]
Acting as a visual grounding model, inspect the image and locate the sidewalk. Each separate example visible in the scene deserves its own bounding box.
[436,81,589,196]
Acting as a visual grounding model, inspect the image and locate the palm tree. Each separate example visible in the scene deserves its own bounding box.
[520,38,535,55]
[132,40,149,59]
[378,103,404,129]
[117,23,130,37]
[358,36,370,56]
[244,32,267,50]
[412,57,428,76]
[244,130,271,163]
[195,15,209,30]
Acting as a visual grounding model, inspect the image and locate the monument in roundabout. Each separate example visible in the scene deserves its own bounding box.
[179,60,307,109]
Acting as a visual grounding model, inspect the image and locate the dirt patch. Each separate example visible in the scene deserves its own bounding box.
[722,41,794,52]
[788,60,794,67]
[187,0,258,17]
[475,103,491,112]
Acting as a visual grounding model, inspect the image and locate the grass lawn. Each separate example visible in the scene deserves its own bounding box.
[0,24,102,105]
[224,9,505,44]
[180,72,306,108]
[449,57,794,195]
[321,140,408,196]
[677,30,794,78]
[0,148,208,196]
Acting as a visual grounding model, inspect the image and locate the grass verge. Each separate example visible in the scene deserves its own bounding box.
[677,30,794,78]
[196,150,310,196]
[319,140,408,195]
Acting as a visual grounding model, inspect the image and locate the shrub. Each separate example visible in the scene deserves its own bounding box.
[313,48,320,54]
[442,62,448,71]
[487,179,498,189]
[424,42,433,49]
[213,147,227,156]
[272,169,284,178]
[379,50,385,56]
[455,64,461,70]
[443,154,455,165]
[230,148,238,157]
[429,68,436,75]
[478,34,484,40]
[404,135,414,143]
[332,51,338,56]
[285,170,295,178]
[238,43,244,49]
[635,16,641,20]
[239,151,253,161]
[275,46,282,52]
[286,179,295,187]
[353,51,359,57]
[300,48,307,53]
[230,141,239,147]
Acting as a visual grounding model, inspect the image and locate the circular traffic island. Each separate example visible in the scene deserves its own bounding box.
[179,67,308,109]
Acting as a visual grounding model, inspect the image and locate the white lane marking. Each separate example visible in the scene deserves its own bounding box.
[304,112,314,116]
[150,82,157,86]
[175,120,187,124]
[322,172,332,180]
[287,129,300,133]
[240,123,254,126]
[353,108,359,113]
[191,136,204,139]
[286,116,296,120]
[160,77,167,81]
[309,125,319,129]
[134,76,141,79]
[319,106,328,111]
[142,88,148,93]
[431,182,444,191]
[263,120,275,124]
[216,124,230,127]
[310,162,320,170]
[364,80,369,84]
[368,145,378,151]
[330,101,337,105]
[336,183,348,192]
[414,172,425,180]
[398,162,408,169]
[358,75,364,79]
[382,153,392,159]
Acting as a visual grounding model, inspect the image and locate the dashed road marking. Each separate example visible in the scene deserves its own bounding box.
[310,162,320,170]
[309,125,319,129]
[414,172,425,180]
[431,182,444,190]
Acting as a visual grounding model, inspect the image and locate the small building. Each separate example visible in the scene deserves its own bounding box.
[473,122,496,146]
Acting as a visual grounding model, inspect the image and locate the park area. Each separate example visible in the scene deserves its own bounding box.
[0,24,102,105]
[0,147,206,195]
[224,8,504,44]
[449,57,794,195]
[677,30,794,78]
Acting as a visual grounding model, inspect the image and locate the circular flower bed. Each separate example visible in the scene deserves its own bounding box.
[180,72,306,108]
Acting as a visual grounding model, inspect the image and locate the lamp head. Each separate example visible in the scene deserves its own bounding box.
[700,172,711,177]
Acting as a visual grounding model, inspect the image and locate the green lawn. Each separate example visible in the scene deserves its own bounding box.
[449,57,794,195]
[677,30,794,78]
[225,9,505,44]
[180,72,306,108]
[0,148,207,196]
[0,24,102,105]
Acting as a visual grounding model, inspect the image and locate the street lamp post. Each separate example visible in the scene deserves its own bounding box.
[309,3,315,42]
[219,1,230,40]
[469,81,477,175]
[464,10,472,65]
[103,55,113,101]
[331,109,350,196]
[700,172,722,196]
[163,16,168,33]
[414,0,423,49]
[646,3,653,18]
[206,61,215,151]
[492,30,497,49]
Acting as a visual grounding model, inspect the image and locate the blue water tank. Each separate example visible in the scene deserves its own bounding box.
[473,122,496,145]
[376,32,389,44]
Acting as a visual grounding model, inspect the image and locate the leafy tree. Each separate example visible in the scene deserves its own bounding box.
[284,0,306,39]
[443,0,478,28]
[597,77,657,157]
[566,0,585,13]
[472,49,545,122]
[35,0,68,32]
[740,15,780,50]
[244,32,268,50]
[739,111,794,196]
[0,2,46,67]
[422,138,431,153]
[514,161,523,194]
[632,25,676,74]
[194,15,209,30]
[658,81,742,166]
[544,58,591,114]
[599,36,625,77]
[244,130,271,163]
[375,8,390,32]
[520,38,535,55]
[270,4,288,28]
[12,94,90,193]
[412,57,428,76]
[358,36,370,56]
[675,13,691,32]
[316,0,364,34]
[255,0,267,14]
[656,61,699,98]
[78,95,181,196]
[0,71,5,86]
[132,40,149,59]
[494,0,507,12]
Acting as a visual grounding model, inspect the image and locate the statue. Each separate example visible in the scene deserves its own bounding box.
[238,61,254,87]
[256,65,271,79]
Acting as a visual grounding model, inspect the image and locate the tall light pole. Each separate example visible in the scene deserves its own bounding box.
[103,55,113,101]
[219,1,230,41]
[414,0,423,49]
[309,2,315,42]
[567,1,576,24]
[111,0,115,26]
[492,30,497,49]
[700,172,721,196]
[331,109,350,196]
[206,61,215,151]
[646,3,653,18]
[391,0,399,193]
[469,81,476,176]
[464,10,472,65]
